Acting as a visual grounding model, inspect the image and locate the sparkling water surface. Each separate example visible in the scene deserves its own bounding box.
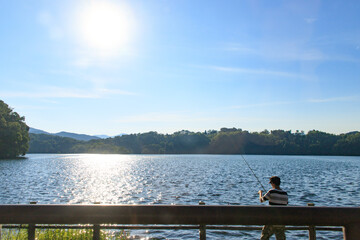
[1,154,359,239]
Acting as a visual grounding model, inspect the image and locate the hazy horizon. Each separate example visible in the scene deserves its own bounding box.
[29,126,356,137]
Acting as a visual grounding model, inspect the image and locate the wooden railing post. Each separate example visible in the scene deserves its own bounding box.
[199,201,206,240]
[343,223,360,240]
[93,202,101,240]
[28,202,37,240]
[307,203,316,240]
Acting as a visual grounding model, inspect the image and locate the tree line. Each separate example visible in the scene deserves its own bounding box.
[28,128,360,155]
[2,97,359,158]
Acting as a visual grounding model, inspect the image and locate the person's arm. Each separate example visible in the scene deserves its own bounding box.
[258,190,265,202]
[259,190,271,203]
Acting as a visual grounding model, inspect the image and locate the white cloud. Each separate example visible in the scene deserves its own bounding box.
[224,46,256,54]
[1,90,96,99]
[231,101,297,109]
[226,43,325,62]
[208,66,313,81]
[230,96,359,109]
[112,111,284,134]
[97,88,137,96]
[70,48,137,68]
[224,42,359,63]
[307,96,359,103]
[0,86,136,99]
[37,11,64,40]
[305,18,317,24]
[114,112,214,124]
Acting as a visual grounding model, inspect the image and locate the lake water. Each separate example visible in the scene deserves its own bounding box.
[0,154,359,239]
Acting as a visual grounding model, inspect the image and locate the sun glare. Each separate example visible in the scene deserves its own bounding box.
[76,1,135,55]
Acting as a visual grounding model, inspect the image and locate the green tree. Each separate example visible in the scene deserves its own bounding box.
[305,130,339,155]
[29,133,79,153]
[27,126,360,156]
[0,100,29,158]
[333,132,360,155]
[167,130,210,154]
[208,129,246,154]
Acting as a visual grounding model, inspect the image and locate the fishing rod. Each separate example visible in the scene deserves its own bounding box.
[240,154,266,191]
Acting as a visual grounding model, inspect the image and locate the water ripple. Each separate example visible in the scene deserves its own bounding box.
[0,154,358,239]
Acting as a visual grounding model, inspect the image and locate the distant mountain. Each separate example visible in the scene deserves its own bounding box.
[29,128,100,141]
[55,131,100,141]
[95,133,129,139]
[94,135,111,139]
[115,133,127,137]
[29,128,50,135]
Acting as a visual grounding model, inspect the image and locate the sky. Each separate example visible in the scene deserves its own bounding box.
[1,0,359,136]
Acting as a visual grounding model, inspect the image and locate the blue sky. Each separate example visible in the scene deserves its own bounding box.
[1,0,359,135]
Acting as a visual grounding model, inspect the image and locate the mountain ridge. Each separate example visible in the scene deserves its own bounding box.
[29,128,126,141]
[29,128,101,141]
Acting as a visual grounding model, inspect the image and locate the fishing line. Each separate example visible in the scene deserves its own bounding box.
[240,154,266,191]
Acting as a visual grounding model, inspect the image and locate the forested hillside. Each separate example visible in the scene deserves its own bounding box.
[0,100,29,158]
[28,128,360,155]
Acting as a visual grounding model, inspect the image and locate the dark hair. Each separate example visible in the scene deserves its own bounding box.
[269,176,281,186]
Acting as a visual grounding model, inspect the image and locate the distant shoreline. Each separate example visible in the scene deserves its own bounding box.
[28,128,360,156]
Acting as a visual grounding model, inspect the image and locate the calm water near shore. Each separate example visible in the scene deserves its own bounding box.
[0,154,359,239]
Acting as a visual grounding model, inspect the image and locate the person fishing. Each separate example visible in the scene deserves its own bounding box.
[258,176,288,240]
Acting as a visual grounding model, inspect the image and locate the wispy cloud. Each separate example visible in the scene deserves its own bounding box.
[305,18,317,24]
[0,86,136,99]
[231,101,297,109]
[96,88,136,96]
[307,96,359,103]
[71,50,136,68]
[225,43,325,61]
[114,112,229,124]
[223,46,257,54]
[224,42,359,63]
[37,11,64,40]
[113,111,283,134]
[208,66,312,80]
[11,104,50,111]
[230,96,359,109]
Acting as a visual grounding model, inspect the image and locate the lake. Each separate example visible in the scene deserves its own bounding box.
[0,154,359,239]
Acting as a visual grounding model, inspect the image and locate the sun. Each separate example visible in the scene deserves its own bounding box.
[75,1,135,55]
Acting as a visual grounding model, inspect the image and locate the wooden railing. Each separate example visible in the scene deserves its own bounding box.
[0,204,359,240]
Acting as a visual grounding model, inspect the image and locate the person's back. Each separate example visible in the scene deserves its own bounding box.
[263,188,288,205]
[258,176,288,240]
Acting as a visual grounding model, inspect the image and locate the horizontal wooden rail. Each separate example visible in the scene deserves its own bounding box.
[1,224,344,231]
[0,205,359,239]
[0,205,359,225]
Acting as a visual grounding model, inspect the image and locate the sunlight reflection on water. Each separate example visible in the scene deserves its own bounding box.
[0,154,359,239]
